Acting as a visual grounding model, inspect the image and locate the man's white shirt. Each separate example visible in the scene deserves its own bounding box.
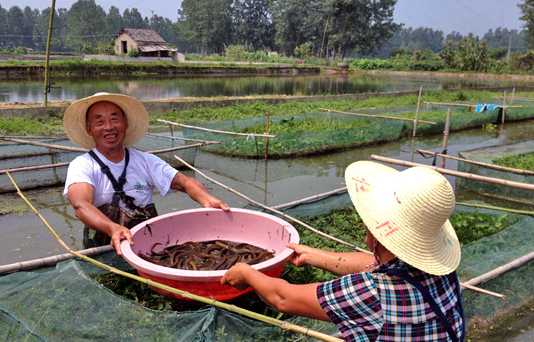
[63,148,178,208]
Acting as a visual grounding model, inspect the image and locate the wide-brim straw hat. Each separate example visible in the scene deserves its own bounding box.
[63,92,149,149]
[345,161,460,276]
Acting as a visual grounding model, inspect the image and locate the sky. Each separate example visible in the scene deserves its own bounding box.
[0,0,525,36]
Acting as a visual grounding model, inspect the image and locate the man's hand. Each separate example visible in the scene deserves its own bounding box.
[199,194,230,211]
[110,224,133,255]
[221,263,253,290]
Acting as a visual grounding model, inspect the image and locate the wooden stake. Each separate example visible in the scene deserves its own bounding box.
[320,108,436,125]
[417,149,534,176]
[370,155,534,192]
[264,112,270,160]
[501,91,507,125]
[441,109,451,168]
[412,86,423,137]
[168,123,175,137]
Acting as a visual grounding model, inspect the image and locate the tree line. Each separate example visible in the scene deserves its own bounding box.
[0,0,531,59]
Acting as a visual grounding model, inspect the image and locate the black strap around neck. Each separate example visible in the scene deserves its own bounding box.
[88,148,137,209]
[381,267,464,342]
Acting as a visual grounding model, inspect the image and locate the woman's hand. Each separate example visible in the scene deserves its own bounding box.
[288,243,317,267]
[221,263,252,290]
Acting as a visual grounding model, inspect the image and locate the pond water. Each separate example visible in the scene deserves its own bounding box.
[0,119,532,265]
[0,73,519,103]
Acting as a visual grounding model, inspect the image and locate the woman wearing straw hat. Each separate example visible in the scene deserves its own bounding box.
[63,92,229,255]
[222,161,465,341]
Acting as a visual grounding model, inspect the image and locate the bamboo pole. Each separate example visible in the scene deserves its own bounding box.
[412,86,423,137]
[0,245,113,275]
[173,155,368,252]
[511,87,516,105]
[158,119,276,138]
[0,143,210,175]
[319,108,436,125]
[272,187,348,210]
[417,149,534,176]
[264,112,270,160]
[43,0,56,108]
[370,155,534,192]
[4,171,341,342]
[0,137,87,153]
[456,202,534,216]
[146,133,219,144]
[441,109,451,168]
[463,251,534,288]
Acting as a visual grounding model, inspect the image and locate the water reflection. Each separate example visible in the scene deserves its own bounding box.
[0,74,515,103]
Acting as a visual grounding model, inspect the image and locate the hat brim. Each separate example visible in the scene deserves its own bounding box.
[63,93,149,149]
[345,161,461,276]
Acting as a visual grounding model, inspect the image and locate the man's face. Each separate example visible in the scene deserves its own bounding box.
[86,101,128,151]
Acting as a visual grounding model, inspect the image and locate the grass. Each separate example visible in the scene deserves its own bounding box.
[0,116,62,135]
[493,153,534,171]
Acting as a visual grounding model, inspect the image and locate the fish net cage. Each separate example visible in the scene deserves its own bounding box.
[180,106,534,159]
[457,141,534,205]
[1,190,532,340]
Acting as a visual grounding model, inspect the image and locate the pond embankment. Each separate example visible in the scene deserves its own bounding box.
[0,60,320,80]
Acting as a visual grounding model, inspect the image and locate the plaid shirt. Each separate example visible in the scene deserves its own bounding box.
[317,259,464,341]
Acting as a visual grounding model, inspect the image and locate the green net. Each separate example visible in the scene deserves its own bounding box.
[181,105,534,158]
[457,141,534,204]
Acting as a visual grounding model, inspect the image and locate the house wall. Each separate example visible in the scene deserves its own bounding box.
[114,33,139,56]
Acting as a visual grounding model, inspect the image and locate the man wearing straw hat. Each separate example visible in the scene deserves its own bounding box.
[222,161,465,341]
[63,92,229,255]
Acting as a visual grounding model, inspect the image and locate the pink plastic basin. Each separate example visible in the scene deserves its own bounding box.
[120,208,299,301]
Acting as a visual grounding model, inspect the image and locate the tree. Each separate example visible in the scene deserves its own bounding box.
[178,0,233,54]
[106,6,123,36]
[122,8,146,28]
[0,5,8,48]
[6,6,25,48]
[233,0,274,50]
[65,0,107,52]
[519,0,534,48]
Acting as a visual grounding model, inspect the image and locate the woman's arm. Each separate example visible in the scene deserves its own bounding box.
[289,243,375,275]
[221,263,329,321]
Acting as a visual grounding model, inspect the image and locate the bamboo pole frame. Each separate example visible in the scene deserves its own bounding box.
[369,155,534,192]
[456,202,534,216]
[0,245,113,275]
[0,137,87,153]
[0,143,211,175]
[417,149,534,176]
[501,91,507,125]
[158,119,276,138]
[4,172,341,342]
[319,108,436,125]
[464,251,534,287]
[264,112,270,160]
[146,133,220,144]
[412,86,423,137]
[173,155,368,252]
[43,0,56,108]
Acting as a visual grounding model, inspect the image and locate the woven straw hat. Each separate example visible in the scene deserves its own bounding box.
[63,92,149,149]
[345,161,460,275]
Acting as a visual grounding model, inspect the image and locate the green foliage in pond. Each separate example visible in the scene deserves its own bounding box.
[493,152,534,171]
